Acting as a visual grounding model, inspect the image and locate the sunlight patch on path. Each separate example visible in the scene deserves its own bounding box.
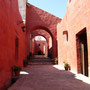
[53,65,64,70]
[53,65,90,84]
[20,71,29,75]
[75,74,90,84]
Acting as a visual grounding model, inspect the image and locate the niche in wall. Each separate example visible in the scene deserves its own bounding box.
[63,30,68,41]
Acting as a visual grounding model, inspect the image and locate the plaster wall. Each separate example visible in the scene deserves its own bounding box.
[26,4,61,58]
[0,0,27,89]
[57,0,90,77]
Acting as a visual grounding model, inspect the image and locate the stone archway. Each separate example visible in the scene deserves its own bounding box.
[31,35,49,55]
[26,5,61,58]
[26,26,54,58]
[32,36,48,56]
[30,29,52,57]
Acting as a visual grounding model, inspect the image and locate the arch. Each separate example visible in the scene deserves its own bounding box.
[26,25,56,58]
[26,5,61,58]
[32,35,49,56]
[27,25,53,40]
[31,34,49,43]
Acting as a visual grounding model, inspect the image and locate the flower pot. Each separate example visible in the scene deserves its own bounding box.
[55,61,58,64]
[15,70,20,76]
[64,66,69,70]
[23,64,27,67]
[23,59,28,67]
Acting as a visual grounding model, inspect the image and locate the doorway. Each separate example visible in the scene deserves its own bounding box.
[76,28,88,76]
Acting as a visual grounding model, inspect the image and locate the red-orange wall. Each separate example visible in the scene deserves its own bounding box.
[26,5,61,58]
[30,29,51,56]
[0,0,27,89]
[34,40,47,55]
[57,0,90,77]
[30,39,35,54]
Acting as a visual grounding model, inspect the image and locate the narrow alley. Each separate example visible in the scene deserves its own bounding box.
[8,56,90,90]
[1,0,90,89]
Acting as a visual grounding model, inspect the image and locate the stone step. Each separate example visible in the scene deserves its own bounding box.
[30,57,50,60]
[29,56,54,65]
[30,59,52,61]
[28,62,54,65]
[30,59,51,60]
[31,55,50,59]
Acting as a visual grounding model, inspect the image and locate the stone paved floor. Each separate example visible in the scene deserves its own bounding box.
[8,65,90,90]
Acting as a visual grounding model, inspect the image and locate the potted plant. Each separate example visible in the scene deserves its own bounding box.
[63,61,70,70]
[29,52,32,57]
[27,55,30,60]
[48,53,52,59]
[54,57,58,64]
[23,59,28,67]
[13,65,22,76]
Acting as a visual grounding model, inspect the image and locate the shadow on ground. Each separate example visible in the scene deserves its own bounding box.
[8,64,90,90]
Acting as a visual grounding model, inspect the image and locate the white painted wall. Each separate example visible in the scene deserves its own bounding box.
[18,0,27,24]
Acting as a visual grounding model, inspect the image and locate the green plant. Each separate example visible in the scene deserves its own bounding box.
[23,59,28,65]
[54,57,58,62]
[29,52,32,57]
[64,62,69,67]
[63,61,70,70]
[54,57,58,64]
[27,55,30,59]
[13,65,22,72]
[48,53,52,58]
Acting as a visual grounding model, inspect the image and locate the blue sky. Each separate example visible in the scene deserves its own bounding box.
[28,0,68,19]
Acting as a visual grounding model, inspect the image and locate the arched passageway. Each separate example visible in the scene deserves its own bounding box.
[26,5,61,58]
[26,28,53,58]
[31,36,48,56]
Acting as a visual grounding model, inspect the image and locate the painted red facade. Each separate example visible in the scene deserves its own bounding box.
[1,0,90,89]
[30,29,52,57]
[34,40,47,55]
[0,1,61,89]
[26,4,61,58]
[57,0,90,77]
[0,0,27,89]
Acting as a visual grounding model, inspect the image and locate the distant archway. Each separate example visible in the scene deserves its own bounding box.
[31,36,48,56]
[27,25,53,39]
[26,5,61,58]
[26,26,54,58]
